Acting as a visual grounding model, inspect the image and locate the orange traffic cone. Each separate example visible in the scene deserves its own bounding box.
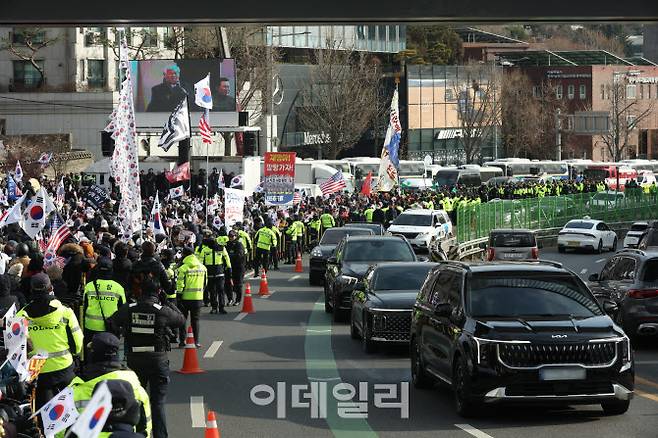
[295,252,303,273]
[177,327,204,374]
[259,269,270,296]
[241,283,255,313]
[205,410,220,438]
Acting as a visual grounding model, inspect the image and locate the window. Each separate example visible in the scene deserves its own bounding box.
[626,84,637,99]
[567,84,575,99]
[555,85,563,99]
[640,84,645,99]
[649,84,653,100]
[532,85,541,98]
[84,27,103,46]
[12,28,45,44]
[142,27,158,47]
[579,84,587,99]
[12,60,44,89]
[610,257,636,281]
[600,84,605,100]
[430,270,462,308]
[627,114,637,129]
[87,60,106,89]
[445,88,455,102]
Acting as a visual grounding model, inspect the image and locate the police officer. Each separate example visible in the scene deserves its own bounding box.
[253,219,278,277]
[110,274,185,438]
[285,215,304,264]
[319,208,335,236]
[65,333,151,438]
[196,233,231,315]
[176,246,207,346]
[225,230,245,306]
[82,257,126,341]
[232,223,253,269]
[18,273,84,409]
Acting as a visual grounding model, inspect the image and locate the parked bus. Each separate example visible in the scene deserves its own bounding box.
[485,160,568,180]
[583,164,638,190]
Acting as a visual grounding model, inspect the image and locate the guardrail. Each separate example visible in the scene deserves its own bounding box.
[456,190,658,243]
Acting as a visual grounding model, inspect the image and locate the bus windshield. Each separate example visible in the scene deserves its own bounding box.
[584,168,609,180]
[434,171,458,187]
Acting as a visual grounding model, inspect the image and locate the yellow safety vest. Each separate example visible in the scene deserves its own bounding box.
[364,209,374,222]
[320,213,335,229]
[176,255,208,301]
[62,369,152,437]
[17,300,83,374]
[83,279,126,332]
[255,227,277,250]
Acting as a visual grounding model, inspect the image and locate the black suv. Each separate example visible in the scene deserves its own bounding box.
[410,261,634,417]
[325,236,416,322]
[589,248,658,338]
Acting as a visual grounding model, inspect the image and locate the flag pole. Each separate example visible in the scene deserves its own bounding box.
[205,108,210,226]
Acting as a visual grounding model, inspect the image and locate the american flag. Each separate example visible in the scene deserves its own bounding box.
[320,171,347,196]
[199,115,212,144]
[46,216,72,253]
[293,191,302,205]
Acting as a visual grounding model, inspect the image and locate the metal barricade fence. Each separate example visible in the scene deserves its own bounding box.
[457,190,658,242]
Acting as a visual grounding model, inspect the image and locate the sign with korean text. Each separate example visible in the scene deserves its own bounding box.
[224,188,245,228]
[83,185,109,209]
[264,152,296,206]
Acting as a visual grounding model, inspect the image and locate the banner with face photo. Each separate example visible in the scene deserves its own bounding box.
[223,188,245,228]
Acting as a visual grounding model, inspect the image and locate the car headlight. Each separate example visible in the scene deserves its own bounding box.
[473,337,497,365]
[311,247,323,258]
[337,275,358,287]
[620,335,632,372]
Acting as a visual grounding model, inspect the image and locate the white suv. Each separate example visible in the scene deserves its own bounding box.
[387,209,452,250]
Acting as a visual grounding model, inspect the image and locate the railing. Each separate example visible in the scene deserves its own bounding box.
[456,189,658,243]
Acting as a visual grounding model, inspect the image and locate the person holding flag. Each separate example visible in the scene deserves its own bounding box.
[17,273,83,409]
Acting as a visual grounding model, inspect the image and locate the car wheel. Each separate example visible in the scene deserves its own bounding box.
[350,313,360,340]
[611,238,618,252]
[601,400,630,415]
[454,355,480,418]
[411,338,433,389]
[558,246,566,254]
[596,239,603,254]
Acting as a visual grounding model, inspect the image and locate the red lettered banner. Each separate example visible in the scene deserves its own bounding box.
[264,152,296,205]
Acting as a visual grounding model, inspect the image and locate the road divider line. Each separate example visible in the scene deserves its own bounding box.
[308,376,342,381]
[259,290,275,299]
[580,268,588,274]
[455,424,494,438]
[596,258,606,263]
[636,376,658,391]
[306,329,332,333]
[636,389,658,403]
[204,341,223,358]
[190,396,205,428]
[234,312,248,321]
[288,274,301,282]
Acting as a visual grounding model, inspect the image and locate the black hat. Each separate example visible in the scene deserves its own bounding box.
[97,257,113,272]
[30,273,52,295]
[88,332,120,362]
[97,380,140,426]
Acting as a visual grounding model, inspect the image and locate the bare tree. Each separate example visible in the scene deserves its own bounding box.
[297,42,383,159]
[500,69,541,158]
[452,63,501,163]
[599,78,654,161]
[99,27,172,60]
[0,28,58,89]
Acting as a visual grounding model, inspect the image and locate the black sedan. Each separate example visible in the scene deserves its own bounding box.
[325,235,417,322]
[344,222,385,235]
[350,262,438,352]
[309,227,374,285]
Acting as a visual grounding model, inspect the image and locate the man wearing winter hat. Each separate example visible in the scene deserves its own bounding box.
[17,273,83,408]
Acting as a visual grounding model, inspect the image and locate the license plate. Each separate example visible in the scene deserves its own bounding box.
[567,241,580,247]
[504,253,524,259]
[539,367,586,381]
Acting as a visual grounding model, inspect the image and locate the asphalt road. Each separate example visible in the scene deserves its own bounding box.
[165,250,658,438]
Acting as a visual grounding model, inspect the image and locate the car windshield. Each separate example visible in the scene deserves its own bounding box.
[490,232,535,247]
[345,223,382,234]
[468,274,603,318]
[343,240,415,262]
[642,259,658,282]
[373,264,434,291]
[631,224,649,232]
[434,171,458,187]
[565,221,594,229]
[320,228,371,245]
[392,214,432,226]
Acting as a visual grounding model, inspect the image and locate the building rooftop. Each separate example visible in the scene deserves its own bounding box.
[496,49,650,67]
[454,27,529,45]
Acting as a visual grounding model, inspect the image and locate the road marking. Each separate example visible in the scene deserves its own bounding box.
[204,341,223,358]
[234,312,248,321]
[580,268,588,274]
[306,329,332,333]
[259,290,275,299]
[636,389,658,403]
[190,396,205,428]
[288,274,301,282]
[596,258,606,263]
[308,376,341,381]
[636,360,658,365]
[455,424,494,438]
[636,376,658,391]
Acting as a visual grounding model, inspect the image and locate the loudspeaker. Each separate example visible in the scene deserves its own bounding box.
[101,131,114,157]
[239,111,249,126]
[243,132,257,156]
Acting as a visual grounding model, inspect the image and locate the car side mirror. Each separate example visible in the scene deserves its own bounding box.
[588,273,600,282]
[327,256,338,265]
[537,240,544,249]
[417,256,429,262]
[603,300,618,315]
[434,303,452,317]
